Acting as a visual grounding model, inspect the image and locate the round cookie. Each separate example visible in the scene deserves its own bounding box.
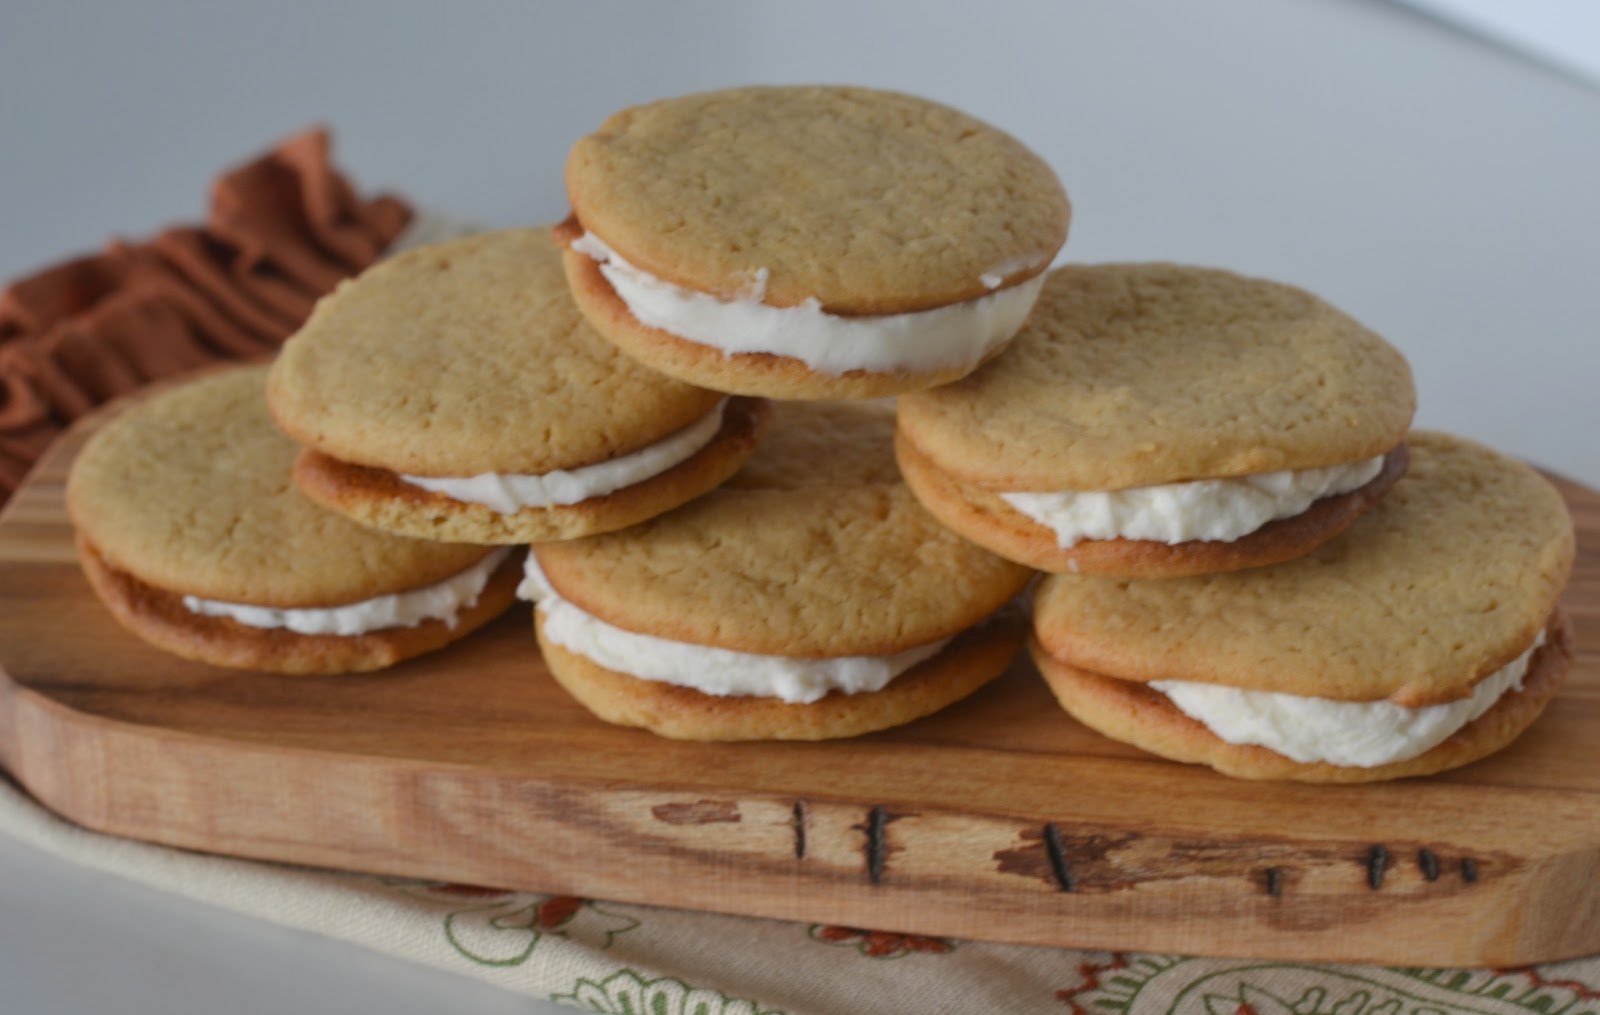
[66,366,520,674]
[558,85,1070,399]
[1029,431,1576,782]
[267,227,767,544]
[896,263,1417,577]
[523,401,1035,741]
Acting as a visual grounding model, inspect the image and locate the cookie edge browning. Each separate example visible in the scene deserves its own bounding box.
[292,396,769,544]
[559,244,1017,400]
[1029,609,1573,783]
[896,428,1410,577]
[562,86,1070,314]
[77,536,523,675]
[535,607,1027,741]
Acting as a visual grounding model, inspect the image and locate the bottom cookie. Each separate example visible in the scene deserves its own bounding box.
[1030,610,1572,783]
[536,608,1026,741]
[79,537,523,675]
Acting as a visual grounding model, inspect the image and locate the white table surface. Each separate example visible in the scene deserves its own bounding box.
[1,1,1597,1012]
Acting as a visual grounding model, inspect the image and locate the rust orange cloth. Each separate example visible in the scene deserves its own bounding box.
[0,128,411,502]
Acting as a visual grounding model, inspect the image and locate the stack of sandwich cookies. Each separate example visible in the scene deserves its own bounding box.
[67,366,520,674]
[896,263,1415,577]
[268,228,768,545]
[1029,432,1574,782]
[558,85,1070,400]
[521,402,1034,741]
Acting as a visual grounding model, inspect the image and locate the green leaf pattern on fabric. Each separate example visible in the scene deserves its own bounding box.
[1058,954,1600,1015]
[360,878,1599,1014]
[551,969,785,1015]
[442,896,639,967]
[377,881,640,969]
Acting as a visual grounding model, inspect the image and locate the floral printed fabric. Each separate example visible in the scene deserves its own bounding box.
[1,775,1596,1015]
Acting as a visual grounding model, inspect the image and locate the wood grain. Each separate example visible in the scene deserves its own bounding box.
[2,408,1598,967]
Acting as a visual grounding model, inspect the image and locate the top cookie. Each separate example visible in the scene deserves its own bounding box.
[1031,431,1575,705]
[897,263,1416,491]
[66,366,490,607]
[565,85,1070,314]
[534,401,1032,657]
[267,227,724,476]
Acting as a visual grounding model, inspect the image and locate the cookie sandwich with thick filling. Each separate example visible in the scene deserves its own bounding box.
[896,263,1415,577]
[1030,432,1575,782]
[557,85,1070,400]
[268,228,767,544]
[67,366,520,674]
[520,401,1034,741]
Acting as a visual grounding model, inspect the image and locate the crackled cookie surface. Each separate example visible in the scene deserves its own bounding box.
[67,366,518,673]
[268,227,765,543]
[1029,432,1575,781]
[559,86,1070,398]
[524,401,1033,740]
[896,263,1416,575]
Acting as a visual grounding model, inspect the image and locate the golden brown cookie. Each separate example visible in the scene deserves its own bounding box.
[558,85,1070,398]
[1029,432,1575,781]
[896,263,1417,576]
[66,366,519,674]
[523,401,1034,740]
[267,227,767,544]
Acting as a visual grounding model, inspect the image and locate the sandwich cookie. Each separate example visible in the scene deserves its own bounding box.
[896,263,1416,577]
[268,228,767,544]
[557,85,1070,399]
[521,401,1034,740]
[66,366,520,674]
[1029,432,1575,782]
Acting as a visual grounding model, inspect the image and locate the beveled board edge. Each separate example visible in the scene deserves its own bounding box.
[4,648,1599,967]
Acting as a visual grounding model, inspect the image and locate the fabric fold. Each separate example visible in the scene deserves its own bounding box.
[0,127,411,504]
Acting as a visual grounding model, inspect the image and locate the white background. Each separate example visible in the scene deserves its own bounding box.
[1,1,1597,1012]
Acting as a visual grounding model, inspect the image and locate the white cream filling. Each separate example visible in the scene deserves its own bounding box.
[398,400,728,514]
[572,231,1045,375]
[1152,631,1547,767]
[517,554,950,704]
[1000,455,1385,548]
[183,547,514,637]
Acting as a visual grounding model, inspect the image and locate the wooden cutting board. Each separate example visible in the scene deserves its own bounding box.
[2,405,1597,968]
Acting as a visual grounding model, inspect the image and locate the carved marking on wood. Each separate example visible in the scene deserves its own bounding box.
[853,806,903,885]
[1418,848,1441,882]
[1265,867,1283,897]
[1462,857,1480,883]
[792,799,808,860]
[1367,845,1390,889]
[650,799,741,825]
[867,806,889,883]
[1042,823,1076,892]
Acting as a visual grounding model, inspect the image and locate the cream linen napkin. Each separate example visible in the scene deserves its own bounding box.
[3,773,1597,1015]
